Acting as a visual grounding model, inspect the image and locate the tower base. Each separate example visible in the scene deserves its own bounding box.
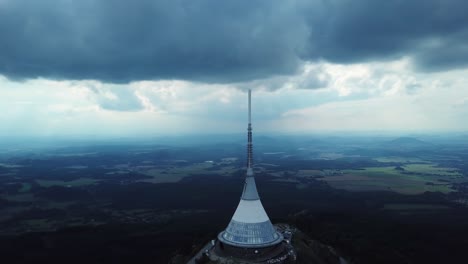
[185,225,296,264]
[214,240,294,263]
[183,224,351,264]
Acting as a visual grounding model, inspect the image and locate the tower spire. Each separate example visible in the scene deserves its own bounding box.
[248,89,252,124]
[242,89,258,200]
[247,89,253,169]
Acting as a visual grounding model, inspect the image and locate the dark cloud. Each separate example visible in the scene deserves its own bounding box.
[412,30,468,71]
[301,0,468,68]
[0,0,468,83]
[0,0,305,83]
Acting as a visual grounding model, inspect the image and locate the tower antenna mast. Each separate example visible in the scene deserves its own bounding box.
[247,89,253,169]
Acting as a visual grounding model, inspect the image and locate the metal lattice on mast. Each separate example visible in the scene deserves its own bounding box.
[247,89,253,169]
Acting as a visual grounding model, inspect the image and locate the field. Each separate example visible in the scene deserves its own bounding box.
[373,157,429,163]
[136,161,237,184]
[319,164,458,194]
[36,178,100,187]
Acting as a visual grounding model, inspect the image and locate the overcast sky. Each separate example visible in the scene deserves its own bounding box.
[1,0,468,137]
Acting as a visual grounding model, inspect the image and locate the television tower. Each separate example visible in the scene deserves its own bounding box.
[186,89,346,264]
[215,89,288,262]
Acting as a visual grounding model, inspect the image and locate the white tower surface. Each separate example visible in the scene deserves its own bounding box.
[218,89,283,248]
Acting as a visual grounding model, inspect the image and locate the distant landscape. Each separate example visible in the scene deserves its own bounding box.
[1,134,468,263]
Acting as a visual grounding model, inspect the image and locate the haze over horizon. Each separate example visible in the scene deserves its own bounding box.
[2,0,468,137]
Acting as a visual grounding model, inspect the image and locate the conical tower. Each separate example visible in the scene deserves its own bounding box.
[218,89,283,248]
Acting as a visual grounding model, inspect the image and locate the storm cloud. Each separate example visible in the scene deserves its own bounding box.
[1,0,468,83]
[301,0,468,69]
